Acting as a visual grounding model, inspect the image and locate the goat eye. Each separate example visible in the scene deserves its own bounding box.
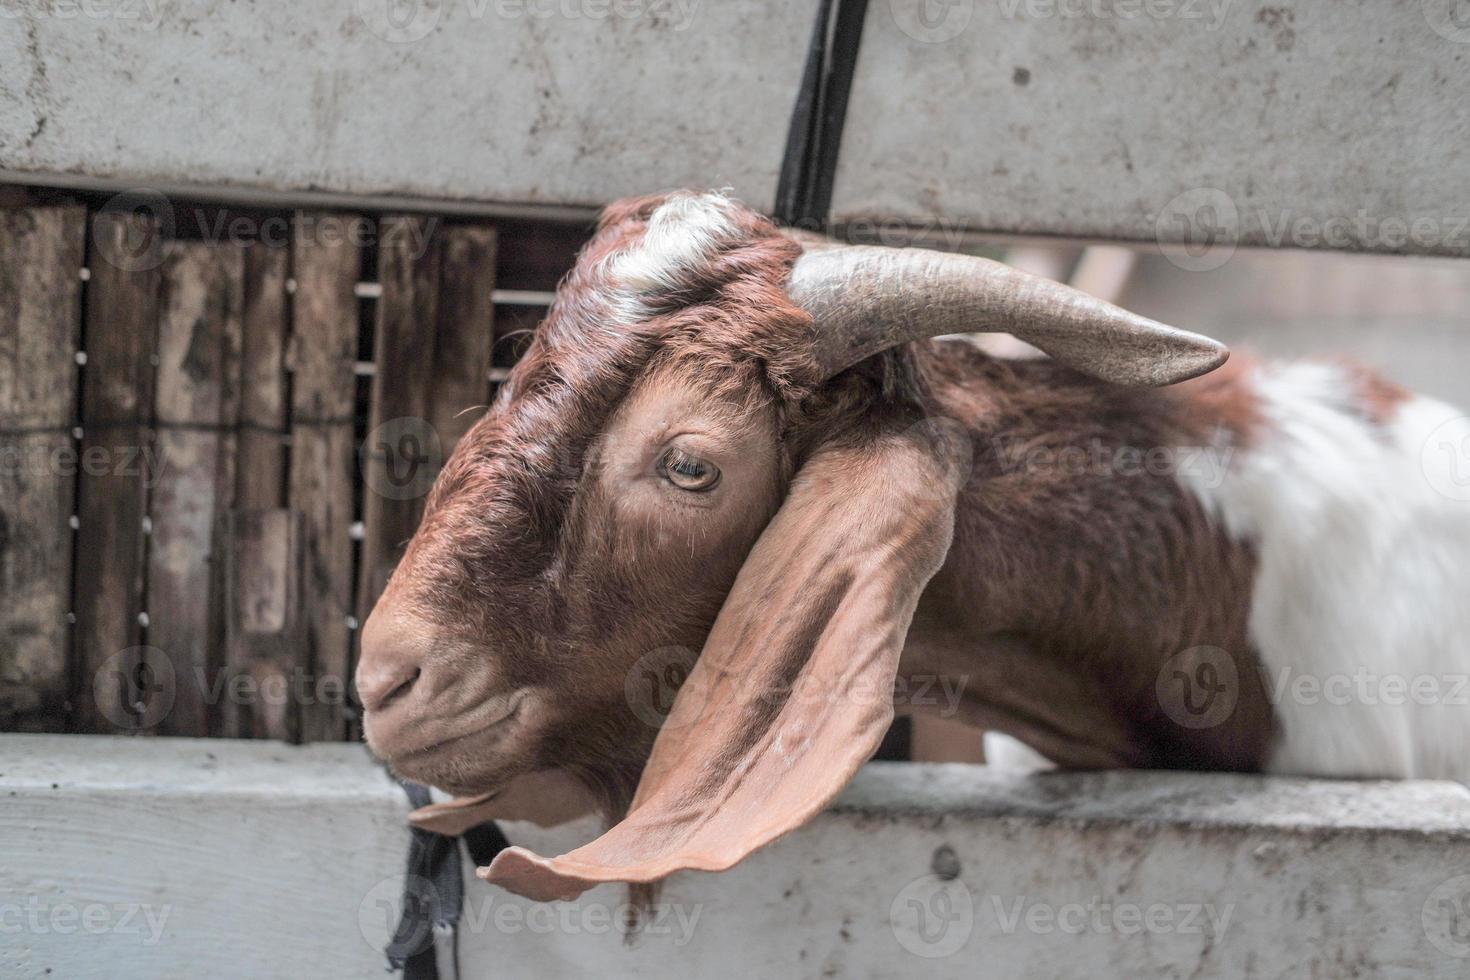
[659,448,721,491]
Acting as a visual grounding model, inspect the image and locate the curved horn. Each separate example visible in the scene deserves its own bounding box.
[786,245,1228,387]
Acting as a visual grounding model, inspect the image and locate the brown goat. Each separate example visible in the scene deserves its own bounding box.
[359,191,1470,902]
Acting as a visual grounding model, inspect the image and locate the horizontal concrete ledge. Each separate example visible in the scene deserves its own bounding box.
[5,2,1469,256]
[3,735,1470,978]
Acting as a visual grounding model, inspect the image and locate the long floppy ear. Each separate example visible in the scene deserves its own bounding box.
[482,417,968,901]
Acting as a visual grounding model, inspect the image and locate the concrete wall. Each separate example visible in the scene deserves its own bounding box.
[4,734,1470,978]
[3,1,1468,255]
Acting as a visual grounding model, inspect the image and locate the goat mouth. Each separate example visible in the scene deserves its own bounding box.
[389,690,528,763]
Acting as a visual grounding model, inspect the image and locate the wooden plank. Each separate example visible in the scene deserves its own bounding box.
[356,216,443,647]
[73,211,162,733]
[219,509,305,741]
[431,224,497,447]
[0,204,85,731]
[147,242,244,737]
[288,212,361,743]
[237,244,289,509]
[217,244,294,739]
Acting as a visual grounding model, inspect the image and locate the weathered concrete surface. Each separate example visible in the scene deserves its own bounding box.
[3,2,1469,255]
[837,1,1470,256]
[3,735,1470,978]
[0,0,811,214]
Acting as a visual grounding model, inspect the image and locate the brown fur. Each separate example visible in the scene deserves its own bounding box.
[369,192,1279,832]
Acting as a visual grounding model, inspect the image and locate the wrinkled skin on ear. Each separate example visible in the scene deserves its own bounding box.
[482,413,968,901]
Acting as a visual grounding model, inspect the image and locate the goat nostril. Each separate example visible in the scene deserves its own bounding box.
[383,668,421,708]
[359,663,422,713]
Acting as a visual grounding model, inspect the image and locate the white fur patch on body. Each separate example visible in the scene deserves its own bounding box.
[1179,361,1470,782]
[983,731,1058,773]
[604,192,739,325]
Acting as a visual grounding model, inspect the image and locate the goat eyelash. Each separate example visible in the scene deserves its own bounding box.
[658,447,721,491]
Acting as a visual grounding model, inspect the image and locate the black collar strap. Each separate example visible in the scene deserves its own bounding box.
[772,0,870,231]
[388,780,511,979]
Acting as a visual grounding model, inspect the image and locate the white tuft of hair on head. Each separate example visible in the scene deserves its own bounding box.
[603,191,741,326]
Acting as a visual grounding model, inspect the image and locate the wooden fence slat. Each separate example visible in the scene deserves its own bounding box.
[431,225,498,447]
[148,242,244,737]
[216,244,293,739]
[74,211,162,732]
[356,216,444,649]
[237,245,289,510]
[289,212,362,743]
[220,509,305,741]
[0,205,85,731]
